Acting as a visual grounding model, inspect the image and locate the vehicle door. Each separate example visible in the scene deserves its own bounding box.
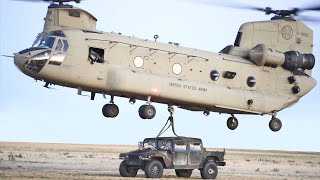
[188,142,203,167]
[173,141,188,167]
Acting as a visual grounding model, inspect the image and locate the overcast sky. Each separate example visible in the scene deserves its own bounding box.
[0,0,319,152]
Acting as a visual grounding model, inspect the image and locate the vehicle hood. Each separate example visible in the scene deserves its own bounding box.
[119,149,167,158]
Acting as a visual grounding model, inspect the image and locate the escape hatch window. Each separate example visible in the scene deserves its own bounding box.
[88,47,104,64]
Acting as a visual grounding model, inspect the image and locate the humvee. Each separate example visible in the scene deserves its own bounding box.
[119,137,225,179]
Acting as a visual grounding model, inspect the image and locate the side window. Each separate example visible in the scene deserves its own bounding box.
[63,40,69,52]
[88,47,104,64]
[158,140,172,151]
[190,142,202,152]
[174,142,187,152]
[55,39,63,51]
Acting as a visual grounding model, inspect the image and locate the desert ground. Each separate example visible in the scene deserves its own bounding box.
[0,142,319,179]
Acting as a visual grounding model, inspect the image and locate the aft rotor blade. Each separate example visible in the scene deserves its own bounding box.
[301,5,320,11]
[298,15,320,22]
[184,0,265,12]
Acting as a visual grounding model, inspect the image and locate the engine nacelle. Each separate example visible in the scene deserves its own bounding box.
[283,51,315,71]
[249,44,285,66]
[249,44,315,71]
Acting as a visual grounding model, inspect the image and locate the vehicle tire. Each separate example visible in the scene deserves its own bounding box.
[269,118,282,132]
[102,104,119,118]
[200,161,218,179]
[175,169,193,178]
[119,160,137,177]
[139,105,156,119]
[144,159,163,178]
[227,117,238,130]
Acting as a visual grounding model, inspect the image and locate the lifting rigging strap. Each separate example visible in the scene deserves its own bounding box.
[157,114,178,137]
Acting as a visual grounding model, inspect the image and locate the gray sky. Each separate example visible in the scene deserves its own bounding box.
[0,0,319,151]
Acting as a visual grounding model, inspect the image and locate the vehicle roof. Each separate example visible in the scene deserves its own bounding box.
[144,136,202,142]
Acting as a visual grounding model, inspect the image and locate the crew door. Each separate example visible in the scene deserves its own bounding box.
[84,46,108,91]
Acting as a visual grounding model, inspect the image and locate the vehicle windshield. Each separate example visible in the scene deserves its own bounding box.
[143,139,171,151]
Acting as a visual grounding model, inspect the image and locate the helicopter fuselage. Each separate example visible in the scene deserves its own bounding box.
[14,28,316,115]
[12,4,317,132]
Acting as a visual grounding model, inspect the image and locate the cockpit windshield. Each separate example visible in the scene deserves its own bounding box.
[32,31,67,49]
[32,35,55,49]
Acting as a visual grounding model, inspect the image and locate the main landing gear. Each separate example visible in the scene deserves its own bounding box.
[102,96,156,120]
[139,105,156,119]
[269,113,282,132]
[139,96,156,119]
[226,115,238,130]
[225,113,282,132]
[102,96,119,118]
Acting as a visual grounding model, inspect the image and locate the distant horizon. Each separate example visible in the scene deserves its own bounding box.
[1,141,320,154]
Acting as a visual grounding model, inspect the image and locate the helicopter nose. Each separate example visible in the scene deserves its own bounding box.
[14,53,29,72]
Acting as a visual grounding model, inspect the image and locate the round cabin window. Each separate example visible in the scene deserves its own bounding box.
[134,56,144,68]
[172,63,182,75]
[210,70,220,81]
[247,76,256,87]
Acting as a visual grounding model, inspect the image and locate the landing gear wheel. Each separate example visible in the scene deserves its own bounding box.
[175,169,193,178]
[102,104,119,118]
[139,105,156,119]
[200,161,218,179]
[269,118,282,132]
[144,159,163,178]
[119,161,137,177]
[227,117,238,130]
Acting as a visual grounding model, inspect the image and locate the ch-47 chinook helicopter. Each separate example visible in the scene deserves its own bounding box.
[11,0,318,132]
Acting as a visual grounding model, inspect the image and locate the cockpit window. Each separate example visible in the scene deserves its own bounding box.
[39,37,55,48]
[47,31,66,37]
[63,40,69,52]
[55,39,63,51]
[24,50,51,73]
[33,36,56,49]
[32,31,67,50]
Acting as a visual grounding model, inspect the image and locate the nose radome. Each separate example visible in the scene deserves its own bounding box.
[14,54,28,71]
[13,53,32,77]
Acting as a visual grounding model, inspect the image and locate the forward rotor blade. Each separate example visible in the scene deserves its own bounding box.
[12,0,49,2]
[12,0,81,3]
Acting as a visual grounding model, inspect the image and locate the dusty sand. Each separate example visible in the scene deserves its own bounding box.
[0,142,319,179]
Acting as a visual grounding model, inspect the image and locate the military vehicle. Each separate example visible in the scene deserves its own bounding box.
[119,137,225,179]
[9,0,319,131]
